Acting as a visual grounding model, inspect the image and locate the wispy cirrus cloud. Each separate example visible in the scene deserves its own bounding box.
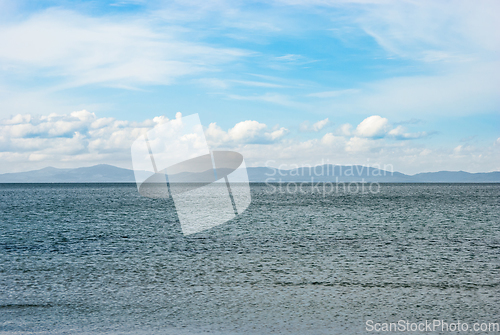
[226,93,306,108]
[356,0,500,62]
[275,0,500,61]
[387,126,428,140]
[231,80,288,88]
[0,8,250,90]
[307,89,359,98]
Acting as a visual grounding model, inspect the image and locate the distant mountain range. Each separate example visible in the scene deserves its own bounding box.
[0,164,499,183]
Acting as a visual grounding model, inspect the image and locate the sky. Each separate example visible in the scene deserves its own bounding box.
[0,0,499,174]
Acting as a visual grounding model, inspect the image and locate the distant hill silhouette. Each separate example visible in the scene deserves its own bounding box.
[0,164,498,183]
[0,164,138,183]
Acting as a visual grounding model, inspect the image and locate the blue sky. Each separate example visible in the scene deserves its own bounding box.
[0,0,499,174]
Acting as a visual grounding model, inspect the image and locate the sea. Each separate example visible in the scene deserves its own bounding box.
[0,183,499,334]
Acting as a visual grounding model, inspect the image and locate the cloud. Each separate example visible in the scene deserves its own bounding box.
[320,133,345,146]
[355,115,390,138]
[275,0,500,119]
[196,78,229,89]
[345,136,378,153]
[1,0,498,123]
[300,118,330,132]
[0,8,250,89]
[206,120,288,145]
[312,118,330,131]
[0,111,292,173]
[307,89,359,98]
[353,64,500,117]
[453,145,464,155]
[334,115,429,140]
[387,125,428,140]
[275,54,303,61]
[337,124,352,136]
[275,0,499,63]
[227,93,305,108]
[237,135,499,175]
[356,0,500,62]
[394,118,424,125]
[202,114,492,174]
[229,121,268,141]
[1,110,97,141]
[0,110,161,172]
[231,80,287,88]
[195,77,292,91]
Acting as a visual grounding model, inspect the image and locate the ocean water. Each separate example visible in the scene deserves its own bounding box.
[0,183,499,334]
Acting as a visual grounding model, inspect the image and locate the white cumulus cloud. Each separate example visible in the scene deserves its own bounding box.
[300,118,330,132]
[0,110,165,172]
[206,120,288,146]
[355,115,390,138]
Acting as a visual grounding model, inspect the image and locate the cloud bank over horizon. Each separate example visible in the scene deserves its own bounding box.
[0,111,498,175]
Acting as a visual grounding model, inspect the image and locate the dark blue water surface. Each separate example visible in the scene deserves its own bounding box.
[0,183,499,334]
